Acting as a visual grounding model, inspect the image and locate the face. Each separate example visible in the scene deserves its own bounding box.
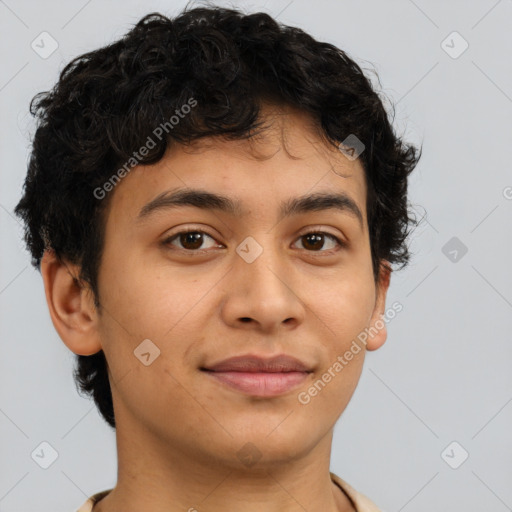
[89,105,390,470]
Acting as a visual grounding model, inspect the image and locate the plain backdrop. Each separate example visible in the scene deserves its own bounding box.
[1,0,511,511]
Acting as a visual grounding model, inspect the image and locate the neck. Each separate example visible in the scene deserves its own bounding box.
[93,412,355,512]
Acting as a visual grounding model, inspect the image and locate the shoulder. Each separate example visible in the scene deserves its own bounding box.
[330,472,382,512]
[76,489,112,512]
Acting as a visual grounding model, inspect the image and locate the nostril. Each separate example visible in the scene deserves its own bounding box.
[240,318,251,323]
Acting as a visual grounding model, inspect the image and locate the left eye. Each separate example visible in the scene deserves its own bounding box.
[162,230,344,253]
[293,231,344,252]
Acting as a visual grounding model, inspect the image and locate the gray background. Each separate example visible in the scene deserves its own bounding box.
[1,0,512,510]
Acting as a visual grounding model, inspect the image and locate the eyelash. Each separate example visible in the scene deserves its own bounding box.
[162,228,345,255]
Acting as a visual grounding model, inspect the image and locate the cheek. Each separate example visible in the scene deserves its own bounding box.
[309,272,376,349]
[98,249,222,375]
[98,247,185,339]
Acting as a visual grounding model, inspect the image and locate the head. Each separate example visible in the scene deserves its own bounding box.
[15,5,420,465]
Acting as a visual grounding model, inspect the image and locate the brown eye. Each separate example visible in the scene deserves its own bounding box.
[294,232,344,253]
[163,230,220,252]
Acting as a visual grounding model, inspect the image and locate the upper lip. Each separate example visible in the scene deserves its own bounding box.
[201,354,313,373]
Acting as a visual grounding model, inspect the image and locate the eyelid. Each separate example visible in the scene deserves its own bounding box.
[296,225,346,243]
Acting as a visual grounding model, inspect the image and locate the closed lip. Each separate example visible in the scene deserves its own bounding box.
[200,354,313,373]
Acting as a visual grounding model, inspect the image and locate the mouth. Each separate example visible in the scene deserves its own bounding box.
[200,369,310,397]
[200,353,313,397]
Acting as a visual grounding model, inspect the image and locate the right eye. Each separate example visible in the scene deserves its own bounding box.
[162,230,223,253]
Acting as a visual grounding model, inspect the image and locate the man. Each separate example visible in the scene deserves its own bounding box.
[15,6,421,511]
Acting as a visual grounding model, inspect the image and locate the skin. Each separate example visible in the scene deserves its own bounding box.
[41,104,390,512]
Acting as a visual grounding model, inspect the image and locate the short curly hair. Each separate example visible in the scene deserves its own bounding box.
[14,5,421,429]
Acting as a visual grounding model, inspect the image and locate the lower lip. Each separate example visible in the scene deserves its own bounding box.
[202,370,309,397]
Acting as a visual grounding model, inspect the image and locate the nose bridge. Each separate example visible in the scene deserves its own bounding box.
[236,232,286,292]
[223,231,304,330]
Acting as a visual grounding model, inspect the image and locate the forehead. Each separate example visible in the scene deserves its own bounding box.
[107,106,368,227]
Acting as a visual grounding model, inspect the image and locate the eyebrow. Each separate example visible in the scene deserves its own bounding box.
[136,187,364,229]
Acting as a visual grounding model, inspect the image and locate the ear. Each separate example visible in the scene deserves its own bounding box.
[40,249,102,356]
[366,260,392,351]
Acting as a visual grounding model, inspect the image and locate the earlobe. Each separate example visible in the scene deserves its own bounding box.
[366,260,392,351]
[40,249,102,356]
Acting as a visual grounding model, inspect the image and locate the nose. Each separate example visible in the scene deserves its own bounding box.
[220,239,306,333]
